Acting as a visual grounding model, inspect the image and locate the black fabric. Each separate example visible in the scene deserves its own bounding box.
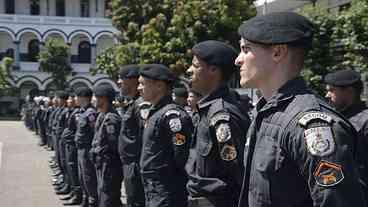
[119,64,140,79]
[140,64,176,83]
[238,12,314,48]
[324,69,361,87]
[192,40,238,75]
[93,85,116,100]
[76,87,93,97]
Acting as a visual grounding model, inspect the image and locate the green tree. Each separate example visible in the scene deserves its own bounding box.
[95,0,256,78]
[300,0,368,95]
[39,38,73,89]
[0,57,14,89]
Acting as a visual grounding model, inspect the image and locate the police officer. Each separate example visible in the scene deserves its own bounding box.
[185,40,251,207]
[235,12,366,206]
[117,64,148,207]
[75,87,98,207]
[61,94,83,205]
[138,64,193,207]
[90,85,123,207]
[51,91,70,194]
[187,88,202,127]
[173,87,189,107]
[325,69,368,200]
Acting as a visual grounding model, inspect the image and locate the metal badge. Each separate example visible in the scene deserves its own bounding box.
[216,123,231,143]
[169,118,182,132]
[220,144,237,161]
[106,125,115,134]
[304,126,335,157]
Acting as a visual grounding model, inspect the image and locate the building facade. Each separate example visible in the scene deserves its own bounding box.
[0,0,119,108]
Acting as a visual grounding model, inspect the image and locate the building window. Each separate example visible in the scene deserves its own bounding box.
[78,41,91,63]
[56,0,65,16]
[5,48,14,58]
[28,40,40,62]
[30,0,40,15]
[5,0,15,14]
[104,0,112,17]
[81,0,90,17]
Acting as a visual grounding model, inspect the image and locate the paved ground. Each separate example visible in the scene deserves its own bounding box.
[0,121,63,207]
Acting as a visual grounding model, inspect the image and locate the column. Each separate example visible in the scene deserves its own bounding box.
[67,42,72,65]
[0,0,5,13]
[91,43,96,68]
[13,41,20,70]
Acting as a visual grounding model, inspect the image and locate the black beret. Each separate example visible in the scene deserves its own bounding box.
[93,85,116,101]
[119,64,140,79]
[238,12,314,47]
[324,70,361,87]
[75,87,93,97]
[140,64,176,83]
[173,88,188,98]
[192,40,238,74]
[56,91,69,100]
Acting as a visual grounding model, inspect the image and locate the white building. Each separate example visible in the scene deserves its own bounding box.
[0,0,119,103]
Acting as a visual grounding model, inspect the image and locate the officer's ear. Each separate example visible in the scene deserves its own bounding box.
[271,44,288,62]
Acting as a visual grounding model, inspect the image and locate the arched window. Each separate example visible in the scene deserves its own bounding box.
[56,0,65,16]
[80,0,90,17]
[78,41,91,63]
[5,0,15,14]
[28,39,40,62]
[5,48,14,58]
[30,0,40,15]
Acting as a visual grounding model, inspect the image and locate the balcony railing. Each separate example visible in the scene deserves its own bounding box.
[0,14,112,26]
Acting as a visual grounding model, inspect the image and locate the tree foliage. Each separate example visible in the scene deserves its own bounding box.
[0,57,14,89]
[39,38,72,90]
[300,0,368,94]
[94,0,256,78]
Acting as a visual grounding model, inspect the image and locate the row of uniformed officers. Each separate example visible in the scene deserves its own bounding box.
[26,12,368,207]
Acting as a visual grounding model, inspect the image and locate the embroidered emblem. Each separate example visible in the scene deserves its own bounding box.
[299,112,333,127]
[165,110,180,117]
[210,113,230,126]
[169,118,182,132]
[220,144,237,161]
[88,114,95,122]
[304,126,335,156]
[106,125,115,134]
[314,160,344,187]
[140,109,150,120]
[173,133,186,146]
[216,123,231,143]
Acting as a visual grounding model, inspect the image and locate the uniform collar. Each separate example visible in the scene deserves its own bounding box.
[341,101,367,118]
[197,85,230,109]
[150,95,173,113]
[256,77,310,113]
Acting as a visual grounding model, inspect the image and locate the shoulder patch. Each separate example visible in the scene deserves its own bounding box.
[298,112,333,127]
[169,118,182,132]
[140,108,150,120]
[106,125,115,134]
[210,113,230,126]
[220,144,237,161]
[216,123,231,143]
[173,133,186,146]
[304,126,335,157]
[165,110,181,117]
[314,160,344,187]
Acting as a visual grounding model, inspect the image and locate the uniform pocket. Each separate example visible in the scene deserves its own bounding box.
[254,136,283,172]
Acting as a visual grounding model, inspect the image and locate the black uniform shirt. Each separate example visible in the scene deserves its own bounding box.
[75,104,97,148]
[239,77,366,207]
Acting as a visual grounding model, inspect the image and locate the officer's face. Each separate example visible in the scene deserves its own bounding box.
[95,96,108,110]
[236,38,272,88]
[67,97,75,108]
[119,77,138,96]
[138,76,160,103]
[325,85,349,110]
[187,56,213,94]
[187,92,200,110]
